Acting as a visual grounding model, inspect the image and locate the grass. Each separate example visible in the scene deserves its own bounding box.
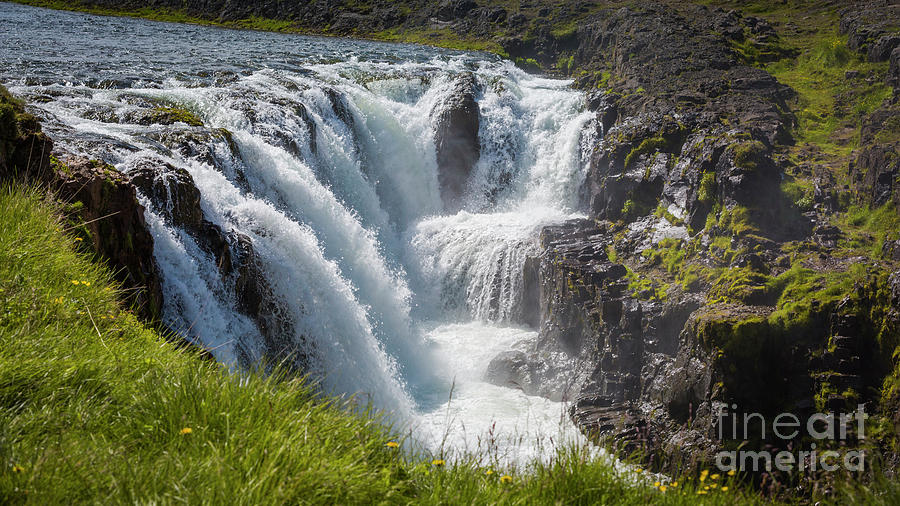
[0,185,766,504]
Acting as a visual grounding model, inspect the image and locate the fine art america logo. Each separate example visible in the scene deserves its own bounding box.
[715,404,867,472]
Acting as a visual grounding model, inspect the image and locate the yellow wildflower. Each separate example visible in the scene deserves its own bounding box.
[727,469,736,476]
[74,237,83,242]
[180,427,193,434]
[12,465,24,473]
[659,485,667,492]
[500,475,513,484]
[654,481,661,487]
[697,490,708,495]
[721,486,729,491]
[711,473,720,480]
[385,441,399,448]
[710,483,718,489]
[700,469,709,482]
[634,468,643,473]
[71,280,80,285]
[432,459,445,466]
[671,481,678,487]
[485,469,494,475]
[83,282,91,286]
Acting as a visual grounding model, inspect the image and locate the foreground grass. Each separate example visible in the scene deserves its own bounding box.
[0,185,760,503]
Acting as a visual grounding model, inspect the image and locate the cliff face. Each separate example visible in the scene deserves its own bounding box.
[484,1,900,473]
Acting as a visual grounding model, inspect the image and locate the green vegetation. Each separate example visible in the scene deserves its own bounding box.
[731,141,766,171]
[0,185,767,504]
[697,172,717,205]
[624,136,667,170]
[145,106,203,127]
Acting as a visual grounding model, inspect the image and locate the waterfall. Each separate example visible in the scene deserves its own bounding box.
[4,7,597,457]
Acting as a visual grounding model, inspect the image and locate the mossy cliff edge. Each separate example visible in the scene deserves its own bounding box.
[3,0,900,499]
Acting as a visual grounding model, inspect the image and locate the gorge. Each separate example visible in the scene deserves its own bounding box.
[3,0,900,498]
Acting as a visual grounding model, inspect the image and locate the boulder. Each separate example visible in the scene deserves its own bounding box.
[431,72,480,211]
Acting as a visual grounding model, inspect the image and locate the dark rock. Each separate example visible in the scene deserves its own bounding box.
[890,47,900,91]
[870,35,900,63]
[129,158,204,229]
[850,145,900,210]
[431,72,481,211]
[53,156,164,322]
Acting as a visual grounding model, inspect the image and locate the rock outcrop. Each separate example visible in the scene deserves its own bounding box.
[1,85,163,322]
[431,72,481,211]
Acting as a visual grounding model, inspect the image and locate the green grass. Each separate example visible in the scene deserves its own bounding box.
[0,185,765,503]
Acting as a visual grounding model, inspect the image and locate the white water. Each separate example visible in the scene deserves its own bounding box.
[2,3,600,464]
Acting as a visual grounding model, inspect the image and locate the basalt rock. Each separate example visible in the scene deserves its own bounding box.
[841,1,900,62]
[431,72,480,211]
[126,156,303,369]
[52,156,164,322]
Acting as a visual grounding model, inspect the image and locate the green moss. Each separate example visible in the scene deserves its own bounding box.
[514,57,541,72]
[653,205,684,226]
[595,70,612,89]
[708,267,773,305]
[731,141,766,171]
[837,203,900,258]
[146,106,203,127]
[697,171,717,205]
[707,205,758,237]
[781,177,815,213]
[624,136,666,170]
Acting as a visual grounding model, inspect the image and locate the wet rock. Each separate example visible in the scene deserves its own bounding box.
[129,158,205,229]
[431,72,480,211]
[53,156,164,322]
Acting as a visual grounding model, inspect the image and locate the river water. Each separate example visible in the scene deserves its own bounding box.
[1,2,599,465]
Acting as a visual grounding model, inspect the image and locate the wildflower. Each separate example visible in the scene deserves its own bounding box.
[74,237,83,242]
[83,282,91,286]
[727,469,736,476]
[700,469,709,482]
[71,280,79,285]
[704,485,710,490]
[697,490,708,495]
[671,481,678,487]
[500,475,513,484]
[634,468,643,473]
[432,459,445,466]
[485,469,494,476]
[385,441,399,449]
[654,481,661,487]
[659,485,668,492]
[710,483,718,489]
[12,465,24,473]
[711,473,720,480]
[721,486,729,491]
[180,427,192,435]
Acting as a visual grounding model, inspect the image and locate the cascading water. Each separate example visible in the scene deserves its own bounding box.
[1,2,599,464]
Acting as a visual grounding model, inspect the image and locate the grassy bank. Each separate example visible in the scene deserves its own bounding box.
[0,185,757,503]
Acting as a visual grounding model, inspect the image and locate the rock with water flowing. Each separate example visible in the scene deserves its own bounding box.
[431,72,481,211]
